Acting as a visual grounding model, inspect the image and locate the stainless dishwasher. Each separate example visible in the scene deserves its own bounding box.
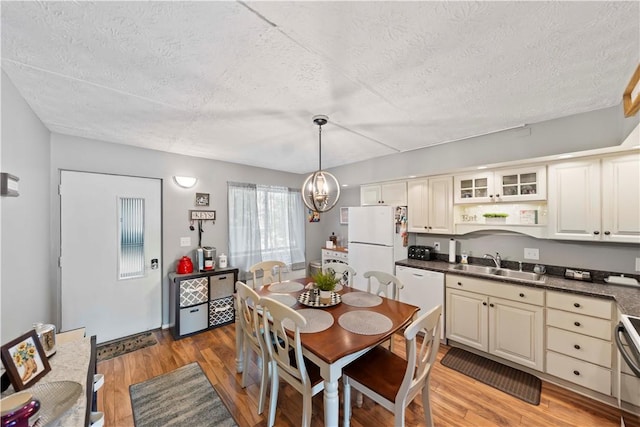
[395,265,445,340]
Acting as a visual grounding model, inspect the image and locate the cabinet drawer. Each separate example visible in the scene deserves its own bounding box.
[547,327,612,367]
[546,351,611,395]
[179,277,209,307]
[322,249,348,262]
[621,372,640,407]
[446,274,544,306]
[209,296,235,327]
[179,303,209,335]
[547,291,612,320]
[546,308,612,341]
[209,273,235,300]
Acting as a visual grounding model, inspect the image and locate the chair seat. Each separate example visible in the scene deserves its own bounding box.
[288,349,324,388]
[343,345,407,403]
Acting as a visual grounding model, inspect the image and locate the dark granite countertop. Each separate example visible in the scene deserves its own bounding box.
[396,259,640,317]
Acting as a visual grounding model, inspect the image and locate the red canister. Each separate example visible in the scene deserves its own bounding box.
[177,256,194,274]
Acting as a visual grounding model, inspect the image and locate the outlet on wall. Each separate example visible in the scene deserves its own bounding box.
[434,242,440,251]
[636,257,640,272]
[524,248,539,260]
[180,237,191,247]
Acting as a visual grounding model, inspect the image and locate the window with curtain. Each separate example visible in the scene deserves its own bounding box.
[228,182,306,279]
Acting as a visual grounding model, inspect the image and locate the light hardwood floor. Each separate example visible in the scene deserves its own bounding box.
[97,326,638,426]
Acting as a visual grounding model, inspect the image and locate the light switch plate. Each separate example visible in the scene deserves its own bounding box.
[180,237,191,247]
[524,248,539,260]
[636,257,640,272]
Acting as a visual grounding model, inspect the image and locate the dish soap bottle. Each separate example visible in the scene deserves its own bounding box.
[461,252,469,264]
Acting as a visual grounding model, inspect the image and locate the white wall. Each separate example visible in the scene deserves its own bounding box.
[1,72,52,341]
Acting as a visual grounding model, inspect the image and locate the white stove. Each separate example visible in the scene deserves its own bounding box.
[618,314,640,377]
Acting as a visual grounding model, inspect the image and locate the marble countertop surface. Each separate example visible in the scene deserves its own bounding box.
[396,259,640,317]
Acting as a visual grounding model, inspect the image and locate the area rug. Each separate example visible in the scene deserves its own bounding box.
[130,362,237,427]
[96,331,158,362]
[440,347,541,405]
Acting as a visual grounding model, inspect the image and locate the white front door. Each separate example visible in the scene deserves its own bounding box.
[60,171,162,343]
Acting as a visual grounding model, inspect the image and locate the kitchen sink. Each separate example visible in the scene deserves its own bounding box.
[493,269,543,281]
[451,264,545,283]
[451,264,498,275]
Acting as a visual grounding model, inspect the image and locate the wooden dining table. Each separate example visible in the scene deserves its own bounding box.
[235,277,419,427]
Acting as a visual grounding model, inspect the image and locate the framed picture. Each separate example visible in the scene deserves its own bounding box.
[195,193,209,207]
[340,207,349,225]
[0,330,51,391]
[307,209,320,223]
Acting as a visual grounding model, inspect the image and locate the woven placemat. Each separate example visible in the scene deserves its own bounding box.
[340,292,382,307]
[268,281,304,293]
[441,347,541,405]
[338,311,392,335]
[267,293,298,307]
[283,309,334,333]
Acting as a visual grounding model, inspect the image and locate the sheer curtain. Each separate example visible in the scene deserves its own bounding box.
[228,182,306,279]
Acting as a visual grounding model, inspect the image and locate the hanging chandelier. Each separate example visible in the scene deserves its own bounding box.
[301,115,341,213]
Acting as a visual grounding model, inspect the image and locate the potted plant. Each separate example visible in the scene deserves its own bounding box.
[483,212,509,224]
[312,269,339,303]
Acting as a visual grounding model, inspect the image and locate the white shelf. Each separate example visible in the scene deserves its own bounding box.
[455,223,547,238]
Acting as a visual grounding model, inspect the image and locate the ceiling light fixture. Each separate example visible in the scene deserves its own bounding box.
[301,115,340,213]
[174,176,197,188]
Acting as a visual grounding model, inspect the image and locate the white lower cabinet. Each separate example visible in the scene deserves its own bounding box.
[446,274,544,371]
[545,290,613,395]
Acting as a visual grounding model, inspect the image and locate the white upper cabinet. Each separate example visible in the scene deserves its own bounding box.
[548,152,640,243]
[360,181,407,206]
[454,165,547,204]
[407,176,454,234]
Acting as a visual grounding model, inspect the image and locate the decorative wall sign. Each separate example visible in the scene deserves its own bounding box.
[190,210,216,220]
[0,330,51,391]
[195,193,209,206]
[340,207,349,225]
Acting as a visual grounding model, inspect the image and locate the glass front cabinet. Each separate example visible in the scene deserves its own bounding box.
[454,165,546,204]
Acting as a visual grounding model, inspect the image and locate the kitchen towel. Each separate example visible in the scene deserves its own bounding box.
[449,239,457,263]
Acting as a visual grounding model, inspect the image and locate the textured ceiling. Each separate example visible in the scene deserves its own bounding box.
[1,1,638,174]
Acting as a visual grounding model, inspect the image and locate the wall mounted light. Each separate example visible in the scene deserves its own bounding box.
[173,176,197,188]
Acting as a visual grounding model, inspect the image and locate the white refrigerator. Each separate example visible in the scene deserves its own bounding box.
[348,205,408,291]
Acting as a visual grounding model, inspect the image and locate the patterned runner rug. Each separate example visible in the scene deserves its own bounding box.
[440,347,541,405]
[96,331,158,362]
[130,362,237,427]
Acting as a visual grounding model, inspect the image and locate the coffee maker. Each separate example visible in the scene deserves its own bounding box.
[202,246,216,270]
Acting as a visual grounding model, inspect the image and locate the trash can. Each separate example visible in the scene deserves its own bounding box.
[308,260,322,278]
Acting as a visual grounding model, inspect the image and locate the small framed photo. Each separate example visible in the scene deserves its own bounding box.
[195,193,209,207]
[1,330,51,391]
[340,207,349,225]
[307,209,320,223]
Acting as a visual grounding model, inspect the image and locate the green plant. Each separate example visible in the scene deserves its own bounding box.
[482,212,509,218]
[312,269,339,291]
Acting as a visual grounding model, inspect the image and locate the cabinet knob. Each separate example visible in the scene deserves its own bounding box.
[489,194,494,198]
[482,301,488,306]
[573,370,580,376]
[457,281,463,286]
[574,344,581,350]
[489,303,494,308]
[593,231,600,235]
[495,194,500,198]
[573,303,580,308]
[604,231,611,235]
[519,293,525,298]
[574,321,581,327]
[424,226,428,229]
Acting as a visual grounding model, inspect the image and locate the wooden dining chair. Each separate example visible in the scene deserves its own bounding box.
[249,260,286,288]
[259,297,324,427]
[363,270,404,300]
[342,305,442,427]
[322,262,356,287]
[235,281,270,415]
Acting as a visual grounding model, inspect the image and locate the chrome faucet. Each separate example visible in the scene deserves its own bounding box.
[484,252,501,268]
